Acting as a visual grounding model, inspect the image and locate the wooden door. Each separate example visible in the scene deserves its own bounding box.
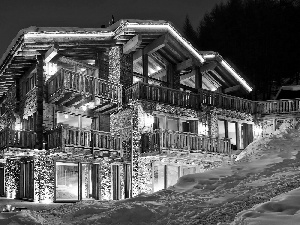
[0,165,5,197]
[112,165,120,200]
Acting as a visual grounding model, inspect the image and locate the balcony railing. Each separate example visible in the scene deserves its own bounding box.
[46,125,122,155]
[47,68,122,109]
[254,99,300,115]
[0,129,37,149]
[142,129,232,155]
[125,82,254,114]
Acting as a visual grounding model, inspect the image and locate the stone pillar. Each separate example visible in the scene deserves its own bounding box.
[120,52,133,88]
[207,108,218,138]
[108,46,121,84]
[36,56,44,150]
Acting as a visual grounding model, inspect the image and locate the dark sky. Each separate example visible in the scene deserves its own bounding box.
[0,0,226,57]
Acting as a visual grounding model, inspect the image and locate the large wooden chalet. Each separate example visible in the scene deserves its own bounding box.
[0,19,296,203]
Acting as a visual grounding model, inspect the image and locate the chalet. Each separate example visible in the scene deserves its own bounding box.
[0,19,294,203]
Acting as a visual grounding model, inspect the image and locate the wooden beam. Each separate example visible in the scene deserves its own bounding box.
[150,69,166,79]
[194,66,202,90]
[224,85,241,94]
[45,45,58,63]
[142,51,148,82]
[200,62,217,72]
[176,59,192,71]
[180,70,195,81]
[133,34,168,63]
[123,35,142,54]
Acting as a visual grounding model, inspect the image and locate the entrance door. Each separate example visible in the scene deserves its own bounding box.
[81,163,99,200]
[19,161,34,200]
[242,123,253,149]
[0,164,4,197]
[112,165,120,200]
[124,164,131,199]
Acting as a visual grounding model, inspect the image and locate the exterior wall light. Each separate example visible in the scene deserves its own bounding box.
[15,124,21,131]
[144,114,154,127]
[81,105,87,111]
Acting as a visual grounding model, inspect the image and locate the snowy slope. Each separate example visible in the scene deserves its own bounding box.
[2,122,300,225]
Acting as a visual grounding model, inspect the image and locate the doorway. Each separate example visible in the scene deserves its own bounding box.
[55,162,99,202]
[112,164,120,200]
[19,160,34,200]
[0,164,5,197]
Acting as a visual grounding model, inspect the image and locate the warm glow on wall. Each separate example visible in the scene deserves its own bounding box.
[144,114,154,127]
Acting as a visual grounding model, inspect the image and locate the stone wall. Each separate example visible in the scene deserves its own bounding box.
[111,108,133,160]
[0,83,17,130]
[5,158,20,199]
[43,101,55,130]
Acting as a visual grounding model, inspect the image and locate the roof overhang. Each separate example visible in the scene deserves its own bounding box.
[0,19,253,96]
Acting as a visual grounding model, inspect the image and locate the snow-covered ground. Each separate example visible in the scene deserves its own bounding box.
[2,122,300,225]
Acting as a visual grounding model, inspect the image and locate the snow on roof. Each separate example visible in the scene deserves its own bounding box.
[0,19,253,93]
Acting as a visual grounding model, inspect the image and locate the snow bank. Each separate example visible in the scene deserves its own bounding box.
[232,187,300,225]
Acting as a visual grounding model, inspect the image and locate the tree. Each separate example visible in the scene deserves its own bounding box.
[183,15,198,48]
[184,0,300,100]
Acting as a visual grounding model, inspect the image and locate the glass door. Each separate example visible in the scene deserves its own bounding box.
[55,162,79,201]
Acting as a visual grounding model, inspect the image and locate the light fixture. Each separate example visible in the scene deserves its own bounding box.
[203,54,216,59]
[88,102,95,108]
[144,114,154,127]
[64,114,69,119]
[82,105,87,111]
[15,124,21,131]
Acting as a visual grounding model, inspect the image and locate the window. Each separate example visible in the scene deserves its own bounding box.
[153,164,180,192]
[55,162,79,201]
[167,117,179,131]
[153,115,166,130]
[55,162,99,202]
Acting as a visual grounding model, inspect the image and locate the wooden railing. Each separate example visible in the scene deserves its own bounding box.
[126,82,300,116]
[125,82,254,114]
[46,125,122,154]
[0,129,36,149]
[47,68,122,105]
[254,99,300,115]
[142,129,232,155]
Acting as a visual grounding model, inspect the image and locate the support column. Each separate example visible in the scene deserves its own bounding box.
[36,56,44,150]
[142,51,148,83]
[194,66,202,90]
[120,52,133,88]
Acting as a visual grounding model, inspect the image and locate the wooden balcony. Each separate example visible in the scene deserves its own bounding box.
[47,68,122,112]
[142,129,232,155]
[0,129,37,150]
[46,125,122,157]
[125,82,254,114]
[254,99,300,115]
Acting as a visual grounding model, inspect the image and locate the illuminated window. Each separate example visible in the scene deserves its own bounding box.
[55,162,99,202]
[55,162,79,201]
[153,164,180,192]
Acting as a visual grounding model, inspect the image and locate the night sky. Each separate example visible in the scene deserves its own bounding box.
[0,0,226,57]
